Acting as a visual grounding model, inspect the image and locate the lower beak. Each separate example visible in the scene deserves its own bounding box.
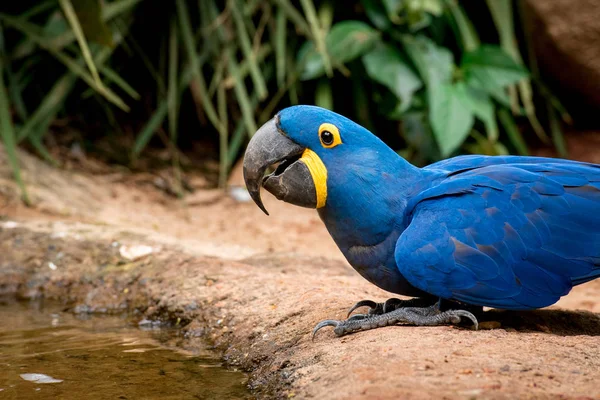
[243,118,317,215]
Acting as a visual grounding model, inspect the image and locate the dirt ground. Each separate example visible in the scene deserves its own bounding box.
[1,136,600,399]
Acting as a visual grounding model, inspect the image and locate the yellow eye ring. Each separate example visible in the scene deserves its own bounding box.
[318,123,342,149]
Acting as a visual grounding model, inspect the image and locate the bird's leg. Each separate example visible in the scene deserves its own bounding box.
[313,299,478,339]
[347,297,437,317]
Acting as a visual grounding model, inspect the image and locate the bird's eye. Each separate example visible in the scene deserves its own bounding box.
[318,123,342,148]
[320,130,334,145]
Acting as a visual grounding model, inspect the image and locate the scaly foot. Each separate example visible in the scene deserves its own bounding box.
[347,297,437,317]
[313,303,478,339]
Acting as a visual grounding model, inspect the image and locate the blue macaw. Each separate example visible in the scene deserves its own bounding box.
[243,105,600,337]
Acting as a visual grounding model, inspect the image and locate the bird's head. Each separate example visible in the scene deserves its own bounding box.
[243,105,397,215]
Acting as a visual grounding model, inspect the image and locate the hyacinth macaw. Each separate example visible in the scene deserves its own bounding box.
[243,105,600,338]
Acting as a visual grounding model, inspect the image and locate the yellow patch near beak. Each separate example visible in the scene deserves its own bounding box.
[300,149,327,208]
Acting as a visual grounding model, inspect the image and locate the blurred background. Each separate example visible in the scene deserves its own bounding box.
[1,0,599,204]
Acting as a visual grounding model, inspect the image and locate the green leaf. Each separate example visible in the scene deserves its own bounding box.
[315,79,333,110]
[446,1,479,52]
[401,111,440,165]
[498,107,528,156]
[0,13,129,111]
[59,0,103,86]
[462,45,529,98]
[401,35,453,87]
[455,83,498,141]
[429,83,474,157]
[421,0,443,16]
[298,21,380,80]
[547,100,568,158]
[275,8,287,87]
[230,0,268,100]
[0,49,29,204]
[361,0,392,31]
[383,0,403,17]
[299,0,333,77]
[362,44,422,113]
[176,0,222,132]
[71,0,113,46]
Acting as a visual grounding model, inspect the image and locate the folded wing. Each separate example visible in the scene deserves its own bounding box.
[395,161,600,310]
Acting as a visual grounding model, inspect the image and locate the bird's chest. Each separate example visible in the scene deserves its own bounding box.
[318,209,425,296]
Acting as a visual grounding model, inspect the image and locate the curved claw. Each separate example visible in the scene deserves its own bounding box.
[312,319,341,340]
[347,300,377,318]
[382,298,404,313]
[452,310,479,330]
[347,314,368,322]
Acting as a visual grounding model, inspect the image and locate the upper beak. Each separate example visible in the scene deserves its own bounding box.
[243,117,317,215]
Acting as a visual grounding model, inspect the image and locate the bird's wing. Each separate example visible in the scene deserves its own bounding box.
[395,162,600,310]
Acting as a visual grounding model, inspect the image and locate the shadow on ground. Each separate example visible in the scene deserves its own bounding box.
[483,308,600,336]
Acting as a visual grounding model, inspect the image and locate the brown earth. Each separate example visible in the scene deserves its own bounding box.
[523,0,600,123]
[1,142,600,399]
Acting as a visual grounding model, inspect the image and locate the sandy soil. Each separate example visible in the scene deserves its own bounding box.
[1,139,600,399]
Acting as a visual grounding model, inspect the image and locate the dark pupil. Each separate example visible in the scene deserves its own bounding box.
[321,130,334,145]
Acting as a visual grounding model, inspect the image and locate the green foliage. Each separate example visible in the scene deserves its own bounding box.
[293,0,568,159]
[0,0,571,201]
[298,21,380,80]
[362,43,421,113]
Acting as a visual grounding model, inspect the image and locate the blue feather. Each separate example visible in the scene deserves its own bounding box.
[274,106,600,310]
[396,157,600,310]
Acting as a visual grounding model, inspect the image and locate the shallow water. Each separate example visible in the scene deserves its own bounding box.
[0,300,250,399]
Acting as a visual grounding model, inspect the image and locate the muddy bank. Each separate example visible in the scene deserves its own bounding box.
[2,220,600,399]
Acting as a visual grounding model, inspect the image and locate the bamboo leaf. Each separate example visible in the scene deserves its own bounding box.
[227,52,257,136]
[175,0,222,132]
[133,53,209,158]
[217,73,228,188]
[132,102,168,158]
[446,0,479,52]
[498,107,528,155]
[275,7,287,88]
[315,79,333,110]
[12,0,140,60]
[59,0,102,85]
[487,0,550,143]
[273,0,312,37]
[168,18,179,141]
[299,0,332,77]
[70,0,113,46]
[18,31,128,143]
[0,13,129,111]
[0,23,28,120]
[547,100,568,157]
[230,0,268,100]
[17,74,76,143]
[223,44,272,88]
[0,53,29,204]
[98,64,140,100]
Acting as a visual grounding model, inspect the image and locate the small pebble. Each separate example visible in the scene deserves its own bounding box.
[20,374,63,384]
[478,321,501,330]
[229,187,252,202]
[120,245,153,260]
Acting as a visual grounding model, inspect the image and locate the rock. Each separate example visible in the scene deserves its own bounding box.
[523,0,600,124]
[20,374,63,384]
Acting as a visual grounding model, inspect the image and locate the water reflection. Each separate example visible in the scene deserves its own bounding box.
[0,300,250,399]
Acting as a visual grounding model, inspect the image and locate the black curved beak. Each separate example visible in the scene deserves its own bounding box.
[243,117,317,215]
